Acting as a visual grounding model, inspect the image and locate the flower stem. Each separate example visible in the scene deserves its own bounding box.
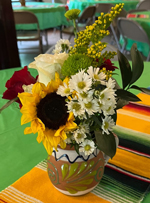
[73,19,78,39]
[0,97,18,113]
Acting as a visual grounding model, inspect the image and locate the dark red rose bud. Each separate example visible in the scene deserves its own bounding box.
[3,66,37,105]
[100,59,118,71]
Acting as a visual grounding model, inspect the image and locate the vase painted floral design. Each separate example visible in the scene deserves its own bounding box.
[47,146,105,196]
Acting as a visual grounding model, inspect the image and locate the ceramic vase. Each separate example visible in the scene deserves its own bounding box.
[47,145,105,196]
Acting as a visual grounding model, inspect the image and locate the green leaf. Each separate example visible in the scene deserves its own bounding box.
[130,43,144,86]
[116,89,141,102]
[116,98,129,109]
[93,116,102,127]
[130,85,150,95]
[117,50,132,89]
[95,130,116,158]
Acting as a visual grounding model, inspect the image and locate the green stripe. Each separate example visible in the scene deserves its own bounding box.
[113,125,150,147]
[92,175,143,203]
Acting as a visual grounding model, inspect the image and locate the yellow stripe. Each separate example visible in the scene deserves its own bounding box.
[12,167,110,203]
[137,93,150,106]
[108,148,150,179]
[116,109,150,134]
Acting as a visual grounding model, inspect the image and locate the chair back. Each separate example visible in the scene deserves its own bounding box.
[127,9,148,13]
[13,10,39,25]
[13,10,42,53]
[117,17,150,60]
[136,0,150,10]
[117,17,149,43]
[96,3,114,14]
[78,6,96,23]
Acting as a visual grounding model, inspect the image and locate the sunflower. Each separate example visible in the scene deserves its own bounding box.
[18,73,77,155]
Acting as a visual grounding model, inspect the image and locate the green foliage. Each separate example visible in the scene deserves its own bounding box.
[95,130,116,158]
[61,53,93,77]
[65,9,81,20]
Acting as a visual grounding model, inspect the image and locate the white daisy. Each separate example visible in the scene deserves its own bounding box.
[69,70,92,93]
[101,116,115,134]
[77,90,94,102]
[99,88,115,104]
[79,140,96,156]
[73,129,87,144]
[103,104,116,116]
[87,66,106,84]
[65,132,74,144]
[22,84,34,93]
[79,123,90,134]
[80,98,99,115]
[53,39,71,54]
[57,82,71,97]
[67,99,85,117]
[106,77,116,89]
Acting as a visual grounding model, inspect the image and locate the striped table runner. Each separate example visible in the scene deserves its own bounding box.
[0,93,150,203]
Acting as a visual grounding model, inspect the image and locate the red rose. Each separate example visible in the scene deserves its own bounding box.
[3,66,37,105]
[100,59,118,71]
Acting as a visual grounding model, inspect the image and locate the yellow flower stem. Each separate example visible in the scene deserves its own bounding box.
[0,97,18,113]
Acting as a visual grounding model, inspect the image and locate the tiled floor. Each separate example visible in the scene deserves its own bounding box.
[18,28,120,67]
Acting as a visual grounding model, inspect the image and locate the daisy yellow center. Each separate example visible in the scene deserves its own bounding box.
[77,133,82,139]
[104,122,109,130]
[85,102,92,109]
[100,93,104,99]
[80,92,87,98]
[72,103,81,111]
[64,88,70,94]
[94,74,99,80]
[67,133,72,138]
[84,144,91,151]
[78,81,86,89]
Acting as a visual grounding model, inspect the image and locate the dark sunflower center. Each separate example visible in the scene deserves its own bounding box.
[36,92,68,130]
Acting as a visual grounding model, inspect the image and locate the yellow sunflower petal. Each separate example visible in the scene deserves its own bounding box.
[36,131,44,143]
[24,127,33,134]
[32,82,47,98]
[54,125,65,137]
[20,105,37,119]
[42,137,53,155]
[31,118,45,134]
[65,121,77,131]
[60,130,67,140]
[68,112,75,122]
[63,77,69,85]
[18,92,35,106]
[21,114,33,125]
[60,139,66,149]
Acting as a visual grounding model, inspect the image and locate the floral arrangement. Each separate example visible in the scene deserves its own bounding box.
[1,4,150,159]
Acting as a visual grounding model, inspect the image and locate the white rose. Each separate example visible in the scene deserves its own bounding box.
[28,53,68,86]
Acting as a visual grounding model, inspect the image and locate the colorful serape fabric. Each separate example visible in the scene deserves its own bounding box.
[0,93,150,203]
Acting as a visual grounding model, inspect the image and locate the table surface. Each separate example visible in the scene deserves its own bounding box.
[0,61,150,202]
[12,2,71,30]
[68,0,140,12]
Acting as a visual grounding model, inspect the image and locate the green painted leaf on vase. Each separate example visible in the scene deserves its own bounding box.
[61,163,69,181]
[66,162,79,179]
[77,178,93,185]
[77,162,87,175]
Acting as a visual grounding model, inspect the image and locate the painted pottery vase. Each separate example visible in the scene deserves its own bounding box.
[47,145,105,196]
[19,0,26,6]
